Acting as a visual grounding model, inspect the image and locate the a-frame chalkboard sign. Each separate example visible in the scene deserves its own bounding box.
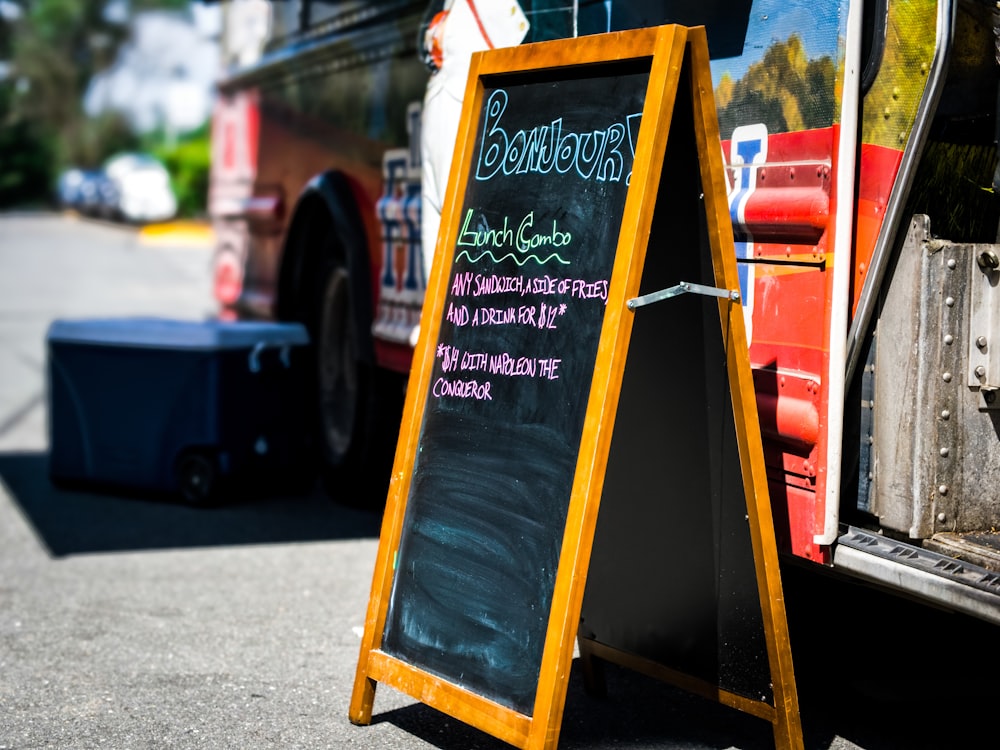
[350,24,803,750]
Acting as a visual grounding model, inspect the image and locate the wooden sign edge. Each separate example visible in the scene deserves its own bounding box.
[574,26,804,750]
[349,24,691,750]
[687,26,804,750]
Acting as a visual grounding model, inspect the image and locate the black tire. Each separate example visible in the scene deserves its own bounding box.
[317,266,361,466]
[314,263,404,509]
[175,450,219,507]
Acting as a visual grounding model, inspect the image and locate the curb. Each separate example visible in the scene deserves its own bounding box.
[138,221,215,247]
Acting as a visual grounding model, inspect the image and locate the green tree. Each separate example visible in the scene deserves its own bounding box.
[146,123,211,217]
[0,0,187,206]
[715,35,838,140]
[0,82,55,204]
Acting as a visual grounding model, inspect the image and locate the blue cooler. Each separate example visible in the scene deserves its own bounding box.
[47,317,313,504]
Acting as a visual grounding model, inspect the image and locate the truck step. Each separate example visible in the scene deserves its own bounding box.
[834,526,1000,625]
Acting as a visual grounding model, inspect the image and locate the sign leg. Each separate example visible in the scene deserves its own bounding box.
[348,672,377,726]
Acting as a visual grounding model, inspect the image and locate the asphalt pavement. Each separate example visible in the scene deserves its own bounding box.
[0,212,994,750]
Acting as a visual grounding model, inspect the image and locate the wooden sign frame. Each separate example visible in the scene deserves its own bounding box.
[351,24,802,750]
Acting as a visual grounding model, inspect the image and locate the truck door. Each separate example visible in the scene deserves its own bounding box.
[706,0,864,562]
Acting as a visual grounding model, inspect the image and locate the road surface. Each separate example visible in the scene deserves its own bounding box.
[0,212,993,749]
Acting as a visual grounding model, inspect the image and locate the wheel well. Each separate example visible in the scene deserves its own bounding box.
[276,172,376,365]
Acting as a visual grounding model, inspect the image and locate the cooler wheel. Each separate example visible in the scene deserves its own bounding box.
[175,450,219,506]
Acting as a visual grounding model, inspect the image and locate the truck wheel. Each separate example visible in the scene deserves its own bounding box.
[316,264,400,508]
[317,265,363,466]
[175,450,219,507]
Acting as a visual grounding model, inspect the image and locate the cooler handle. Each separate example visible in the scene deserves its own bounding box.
[248,341,293,373]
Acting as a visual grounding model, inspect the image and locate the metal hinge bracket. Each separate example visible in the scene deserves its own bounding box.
[627,281,740,311]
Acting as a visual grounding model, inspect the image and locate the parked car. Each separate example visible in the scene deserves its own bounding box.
[103,153,178,223]
[56,168,110,216]
[57,153,177,224]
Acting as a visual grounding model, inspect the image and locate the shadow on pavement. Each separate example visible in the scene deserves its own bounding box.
[371,658,775,750]
[0,450,382,557]
[364,589,997,750]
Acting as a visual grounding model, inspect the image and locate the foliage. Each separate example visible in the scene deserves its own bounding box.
[715,35,838,140]
[1,0,192,205]
[907,141,1000,243]
[0,84,56,207]
[74,111,142,168]
[144,125,211,217]
[7,0,130,170]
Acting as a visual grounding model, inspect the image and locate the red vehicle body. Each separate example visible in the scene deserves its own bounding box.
[210,0,1000,624]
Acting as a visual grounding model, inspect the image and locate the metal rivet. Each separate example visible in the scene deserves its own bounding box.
[943,372,953,382]
[940,447,949,457]
[937,512,947,522]
[941,409,951,419]
[947,258,957,269]
[945,296,955,307]
[977,336,988,349]
[938,484,949,495]
[975,366,987,378]
[944,334,954,345]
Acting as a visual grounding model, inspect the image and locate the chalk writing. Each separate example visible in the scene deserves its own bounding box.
[445,302,567,329]
[436,201,601,401]
[432,378,493,400]
[457,210,572,260]
[427,79,647,404]
[437,343,563,381]
[434,340,564,400]
[475,89,642,184]
[450,270,609,303]
[455,248,571,268]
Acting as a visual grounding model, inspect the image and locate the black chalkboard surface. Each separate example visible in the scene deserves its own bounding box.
[380,65,648,715]
[351,25,802,750]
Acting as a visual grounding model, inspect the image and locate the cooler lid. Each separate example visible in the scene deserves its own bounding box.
[46,317,310,350]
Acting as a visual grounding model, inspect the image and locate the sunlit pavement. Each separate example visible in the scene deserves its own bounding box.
[56,210,215,248]
[3,213,992,749]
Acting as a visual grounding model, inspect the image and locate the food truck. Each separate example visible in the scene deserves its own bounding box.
[209,0,1000,625]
